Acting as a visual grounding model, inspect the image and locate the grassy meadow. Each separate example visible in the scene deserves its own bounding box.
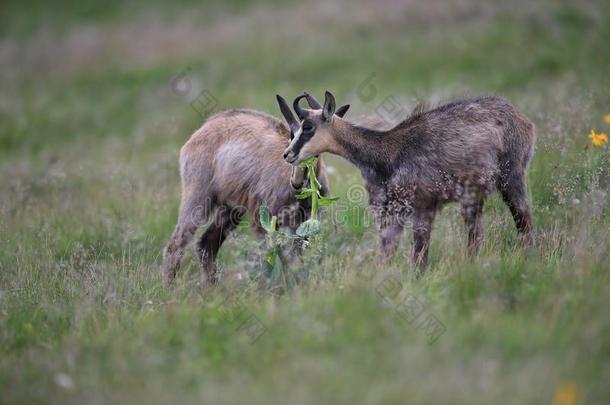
[1,0,609,403]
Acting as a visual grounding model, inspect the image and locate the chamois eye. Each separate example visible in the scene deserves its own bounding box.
[303,123,314,132]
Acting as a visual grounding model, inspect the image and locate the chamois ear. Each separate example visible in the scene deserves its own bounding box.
[322,91,336,121]
[276,94,298,132]
[335,104,350,118]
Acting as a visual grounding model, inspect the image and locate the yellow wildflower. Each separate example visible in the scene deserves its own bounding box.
[604,114,610,124]
[588,129,608,147]
[553,381,579,405]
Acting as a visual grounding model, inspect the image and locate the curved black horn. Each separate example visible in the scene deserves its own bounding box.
[276,94,298,132]
[293,93,308,120]
[303,91,322,109]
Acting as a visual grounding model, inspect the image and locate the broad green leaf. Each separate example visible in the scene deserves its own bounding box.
[259,204,273,233]
[271,253,283,280]
[296,219,321,237]
[317,197,339,206]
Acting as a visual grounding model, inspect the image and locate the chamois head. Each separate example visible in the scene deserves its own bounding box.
[277,92,348,187]
[282,91,349,165]
[276,94,314,189]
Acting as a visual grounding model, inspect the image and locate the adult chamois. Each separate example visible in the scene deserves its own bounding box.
[283,91,535,268]
[162,95,349,285]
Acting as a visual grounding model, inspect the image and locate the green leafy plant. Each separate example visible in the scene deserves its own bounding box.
[294,157,339,237]
[258,157,339,282]
[259,202,284,281]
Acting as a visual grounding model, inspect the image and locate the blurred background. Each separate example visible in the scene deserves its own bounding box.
[1,0,609,403]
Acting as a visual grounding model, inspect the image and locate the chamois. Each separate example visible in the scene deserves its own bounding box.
[283,91,535,268]
[162,95,349,285]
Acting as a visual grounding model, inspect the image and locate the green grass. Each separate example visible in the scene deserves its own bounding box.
[1,0,609,403]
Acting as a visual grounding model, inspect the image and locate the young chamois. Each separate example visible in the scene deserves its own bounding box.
[283,91,535,268]
[162,95,350,285]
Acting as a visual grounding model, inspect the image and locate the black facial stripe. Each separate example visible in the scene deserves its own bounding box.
[292,131,313,156]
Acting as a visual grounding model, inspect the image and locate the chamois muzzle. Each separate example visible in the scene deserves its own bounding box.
[284,148,297,164]
[289,166,307,190]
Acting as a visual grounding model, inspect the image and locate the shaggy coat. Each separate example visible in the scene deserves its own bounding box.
[284,92,535,267]
[162,108,328,285]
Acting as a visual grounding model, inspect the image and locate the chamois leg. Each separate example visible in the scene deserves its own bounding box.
[196,205,244,285]
[460,197,485,256]
[411,208,436,269]
[499,173,533,244]
[379,220,404,258]
[162,192,214,286]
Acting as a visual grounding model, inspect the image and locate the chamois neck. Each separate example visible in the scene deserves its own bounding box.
[330,118,401,178]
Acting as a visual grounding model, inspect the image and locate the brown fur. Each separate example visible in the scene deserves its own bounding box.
[285,93,535,269]
[162,108,328,285]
